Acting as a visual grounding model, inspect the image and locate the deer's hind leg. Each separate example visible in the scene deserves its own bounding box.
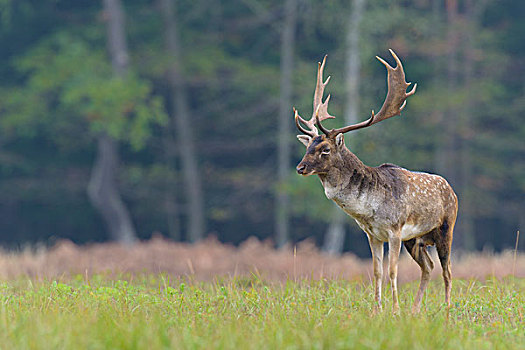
[404,233,435,313]
[432,218,455,306]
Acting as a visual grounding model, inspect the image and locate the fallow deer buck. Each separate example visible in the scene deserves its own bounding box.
[294,50,458,313]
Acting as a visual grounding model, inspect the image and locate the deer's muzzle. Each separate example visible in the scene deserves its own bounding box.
[296,163,308,175]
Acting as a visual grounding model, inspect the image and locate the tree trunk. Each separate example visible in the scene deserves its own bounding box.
[458,0,476,250]
[435,1,459,181]
[162,123,181,241]
[432,0,446,173]
[444,0,459,186]
[88,134,137,243]
[87,0,137,244]
[159,0,205,243]
[323,0,365,255]
[519,217,524,251]
[436,0,467,250]
[323,208,346,255]
[275,0,297,248]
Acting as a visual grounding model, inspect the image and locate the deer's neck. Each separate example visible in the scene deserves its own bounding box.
[318,148,377,217]
[319,148,369,190]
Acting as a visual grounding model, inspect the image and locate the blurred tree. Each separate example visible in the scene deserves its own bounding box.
[1,31,166,244]
[456,0,491,250]
[159,0,206,243]
[276,0,297,248]
[87,0,137,244]
[323,0,365,255]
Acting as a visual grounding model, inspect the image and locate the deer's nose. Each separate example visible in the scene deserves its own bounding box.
[296,164,306,174]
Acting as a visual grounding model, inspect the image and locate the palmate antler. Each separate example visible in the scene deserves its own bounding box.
[294,55,335,137]
[295,49,417,138]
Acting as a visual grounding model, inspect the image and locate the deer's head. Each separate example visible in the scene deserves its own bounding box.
[296,133,346,176]
[295,50,417,176]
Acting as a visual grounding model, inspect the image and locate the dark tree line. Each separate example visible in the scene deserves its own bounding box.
[0,0,523,256]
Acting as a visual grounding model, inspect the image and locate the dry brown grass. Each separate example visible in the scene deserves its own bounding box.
[0,236,523,282]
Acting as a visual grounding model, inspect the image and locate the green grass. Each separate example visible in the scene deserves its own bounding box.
[0,275,523,349]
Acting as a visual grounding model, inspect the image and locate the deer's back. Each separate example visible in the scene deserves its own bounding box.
[339,163,458,241]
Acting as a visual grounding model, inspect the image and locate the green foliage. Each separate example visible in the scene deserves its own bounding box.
[3,32,167,150]
[0,276,523,349]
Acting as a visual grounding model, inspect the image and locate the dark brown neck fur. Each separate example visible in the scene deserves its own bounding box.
[319,147,367,186]
[319,147,406,203]
[319,147,375,192]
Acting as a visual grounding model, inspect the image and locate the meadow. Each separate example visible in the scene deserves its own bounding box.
[0,276,523,349]
[0,238,523,349]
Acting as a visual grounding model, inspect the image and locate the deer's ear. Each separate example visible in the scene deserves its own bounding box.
[297,135,311,147]
[335,133,345,149]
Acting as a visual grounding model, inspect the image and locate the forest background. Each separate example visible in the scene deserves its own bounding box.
[0,0,523,257]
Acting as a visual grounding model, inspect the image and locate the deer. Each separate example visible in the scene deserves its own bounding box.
[294,50,458,313]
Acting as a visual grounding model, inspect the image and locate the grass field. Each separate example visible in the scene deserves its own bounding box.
[0,275,523,349]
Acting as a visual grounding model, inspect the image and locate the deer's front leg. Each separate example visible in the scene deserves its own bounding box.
[367,234,384,311]
[388,235,402,313]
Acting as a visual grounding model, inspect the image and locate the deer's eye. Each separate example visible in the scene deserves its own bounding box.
[321,148,331,155]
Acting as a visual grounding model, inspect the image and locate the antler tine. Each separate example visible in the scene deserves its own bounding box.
[296,111,313,130]
[293,55,335,137]
[406,82,418,96]
[388,48,401,69]
[375,55,394,71]
[315,106,331,136]
[294,108,315,137]
[328,49,417,136]
[313,55,335,122]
